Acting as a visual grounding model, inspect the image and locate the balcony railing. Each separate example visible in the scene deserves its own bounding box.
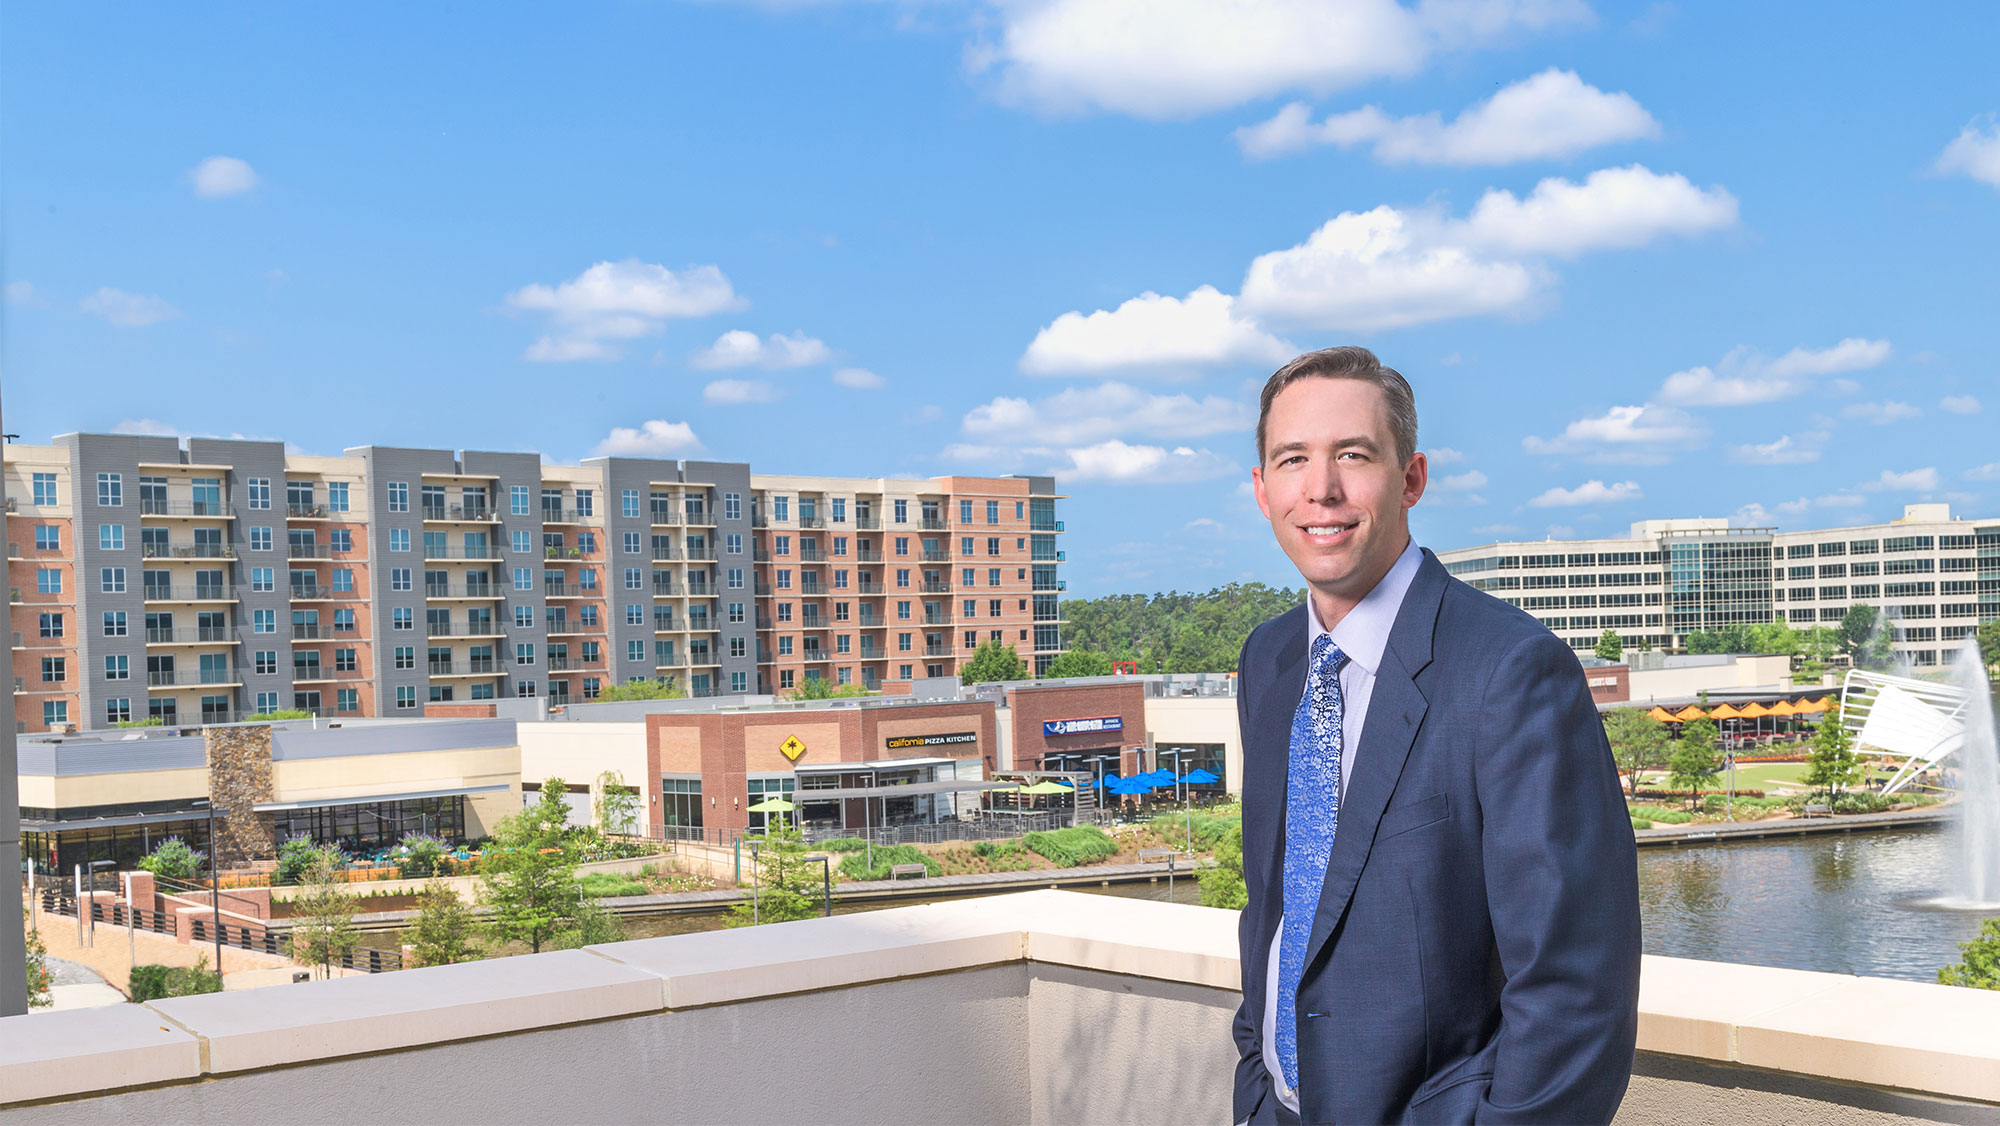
[423,546,503,561]
[286,502,331,519]
[799,616,826,630]
[855,549,883,563]
[291,665,368,683]
[798,547,826,562]
[145,627,236,644]
[920,550,950,563]
[141,544,235,560]
[923,612,952,625]
[546,621,607,636]
[649,508,683,526]
[146,669,241,687]
[427,622,504,638]
[800,650,830,663]
[1030,519,1064,532]
[856,516,881,530]
[856,581,885,595]
[858,646,885,660]
[857,613,885,627]
[425,583,502,599]
[428,660,499,676]
[543,582,598,598]
[798,515,826,529]
[140,500,235,518]
[924,644,953,656]
[920,517,948,531]
[288,585,352,600]
[144,585,234,602]
[683,546,718,561]
[652,579,681,596]
[288,544,338,559]
[652,547,684,561]
[423,504,500,523]
[920,581,951,594]
[540,508,589,524]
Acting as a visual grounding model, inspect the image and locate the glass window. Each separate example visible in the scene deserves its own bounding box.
[516,643,536,665]
[98,524,122,550]
[36,568,61,594]
[249,526,271,551]
[894,499,908,523]
[103,611,127,636]
[97,472,122,507]
[624,532,641,554]
[724,492,742,520]
[961,500,973,523]
[104,655,128,681]
[253,609,276,633]
[774,496,790,522]
[391,567,412,591]
[34,525,60,551]
[396,685,417,710]
[38,612,63,638]
[327,481,349,512]
[392,607,413,630]
[387,481,409,512]
[390,528,410,552]
[101,567,126,593]
[511,485,530,515]
[575,489,594,517]
[32,473,58,506]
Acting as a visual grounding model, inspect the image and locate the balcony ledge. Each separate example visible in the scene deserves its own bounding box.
[4,891,2000,1117]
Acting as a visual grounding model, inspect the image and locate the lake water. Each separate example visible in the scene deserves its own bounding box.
[373,826,1997,982]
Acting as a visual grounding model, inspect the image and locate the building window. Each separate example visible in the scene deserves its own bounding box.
[44,701,68,727]
[988,538,1001,556]
[392,607,413,630]
[97,472,123,507]
[332,568,354,592]
[511,485,530,516]
[326,481,349,512]
[726,567,744,590]
[32,525,59,552]
[628,640,646,663]
[104,697,132,725]
[895,536,909,556]
[390,567,412,591]
[623,532,641,555]
[104,611,127,636]
[97,524,121,551]
[393,646,415,670]
[514,605,534,628]
[390,528,410,552]
[38,612,63,638]
[987,500,999,524]
[896,568,910,588]
[894,499,908,524]
[961,500,973,524]
[395,685,417,710]
[776,569,791,590]
[622,567,642,590]
[250,650,276,675]
[989,568,1001,586]
[773,496,790,522]
[990,599,1003,617]
[731,671,748,693]
[243,526,268,552]
[387,482,409,512]
[254,609,276,633]
[621,489,641,519]
[780,669,795,689]
[962,568,976,586]
[514,567,533,590]
[898,632,912,651]
[101,567,126,593]
[32,473,58,506]
[516,643,536,665]
[336,687,358,712]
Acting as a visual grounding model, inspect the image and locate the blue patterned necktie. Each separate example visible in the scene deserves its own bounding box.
[1278,633,1347,1099]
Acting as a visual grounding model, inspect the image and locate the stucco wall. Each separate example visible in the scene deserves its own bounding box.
[1143,696,1243,793]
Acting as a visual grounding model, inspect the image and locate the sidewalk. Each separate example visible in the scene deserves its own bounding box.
[25,906,355,996]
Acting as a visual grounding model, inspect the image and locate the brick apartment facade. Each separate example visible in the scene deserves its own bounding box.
[3,435,1066,734]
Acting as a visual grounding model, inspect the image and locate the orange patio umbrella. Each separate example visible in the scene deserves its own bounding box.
[1767,699,1799,716]
[1708,703,1744,719]
[1798,697,1830,712]
[1645,706,1679,722]
[1736,702,1772,718]
[1672,705,1708,721]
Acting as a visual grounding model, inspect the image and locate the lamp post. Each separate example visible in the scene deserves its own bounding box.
[0,621,24,1015]
[192,800,227,978]
[750,842,760,926]
[805,855,832,917]
[1138,847,1180,902]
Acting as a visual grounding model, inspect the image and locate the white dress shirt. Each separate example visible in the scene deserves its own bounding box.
[1259,537,1424,1116]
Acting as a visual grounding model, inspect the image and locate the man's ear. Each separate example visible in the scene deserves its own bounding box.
[1402,451,1427,510]
[1252,465,1271,520]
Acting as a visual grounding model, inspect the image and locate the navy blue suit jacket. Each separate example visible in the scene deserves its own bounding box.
[1233,550,1640,1124]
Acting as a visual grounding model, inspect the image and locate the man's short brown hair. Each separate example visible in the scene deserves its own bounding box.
[1255,346,1419,467]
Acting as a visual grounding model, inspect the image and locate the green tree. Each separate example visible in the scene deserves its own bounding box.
[1602,708,1671,794]
[1594,629,1625,662]
[481,779,587,954]
[407,879,483,967]
[601,677,686,702]
[595,770,640,836]
[1060,582,1304,673]
[959,639,1029,685]
[788,677,872,700]
[1197,825,1247,911]
[1939,918,2000,990]
[1667,719,1722,809]
[1977,619,2000,673]
[290,845,360,980]
[1045,649,1116,678]
[244,708,315,721]
[1798,625,1842,679]
[1804,698,1863,803]
[728,821,823,927]
[550,894,627,949]
[23,906,51,1009]
[137,836,205,881]
[1841,604,1894,671]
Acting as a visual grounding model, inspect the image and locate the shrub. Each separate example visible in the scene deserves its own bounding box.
[137,837,205,882]
[1145,812,1240,850]
[1630,807,1692,824]
[128,957,221,1002]
[836,844,938,881]
[275,834,340,886]
[819,837,871,853]
[1023,826,1118,868]
[398,834,449,879]
[1630,817,1654,831]
[1832,792,1891,815]
[576,872,648,898]
[972,840,1026,860]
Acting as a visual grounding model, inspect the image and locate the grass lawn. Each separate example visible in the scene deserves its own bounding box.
[1632,762,1811,791]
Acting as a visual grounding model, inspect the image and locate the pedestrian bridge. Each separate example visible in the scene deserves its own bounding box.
[3,890,1998,1122]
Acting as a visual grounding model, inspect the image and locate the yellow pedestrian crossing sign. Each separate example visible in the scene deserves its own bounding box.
[780,734,807,762]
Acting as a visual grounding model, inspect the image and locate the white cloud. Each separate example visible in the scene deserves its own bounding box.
[1657,337,1891,406]
[591,419,706,457]
[1941,394,1982,415]
[1545,524,1577,538]
[190,156,259,198]
[972,0,1591,120]
[1966,462,2000,482]
[79,288,182,327]
[1470,523,1522,537]
[1528,479,1642,507]
[1817,493,1865,508]
[1522,403,1702,463]
[108,419,280,442]
[1426,446,1465,464]
[1236,69,1657,164]
[1456,165,1738,259]
[963,381,1254,446]
[1936,115,2000,190]
[1056,439,1240,483]
[1729,435,1819,465]
[1435,469,1488,490]
[506,260,744,362]
[692,329,831,370]
[703,379,782,405]
[1861,467,1939,492]
[833,367,886,389]
[1236,166,1732,332]
[1021,286,1293,374]
[1841,400,1921,425]
[1733,503,1778,527]
[5,280,44,306]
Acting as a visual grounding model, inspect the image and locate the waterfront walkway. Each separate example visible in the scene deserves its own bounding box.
[1634,805,1953,848]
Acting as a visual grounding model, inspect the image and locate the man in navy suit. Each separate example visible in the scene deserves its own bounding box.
[1233,347,1640,1124]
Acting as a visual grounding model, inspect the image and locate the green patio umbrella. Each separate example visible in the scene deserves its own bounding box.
[745,798,797,812]
[1017,781,1071,795]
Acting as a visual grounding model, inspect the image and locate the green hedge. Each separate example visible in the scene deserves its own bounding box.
[1023,826,1119,868]
[1633,808,1693,824]
[1630,817,1654,831]
[576,872,648,898]
[128,960,221,1002]
[1145,812,1240,850]
[819,837,871,853]
[837,844,940,881]
[972,840,1026,860]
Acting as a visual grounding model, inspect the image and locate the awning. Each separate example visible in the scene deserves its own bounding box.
[793,756,959,774]
[20,809,214,832]
[253,783,511,812]
[794,779,1020,802]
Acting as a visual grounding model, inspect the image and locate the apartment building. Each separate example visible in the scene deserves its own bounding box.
[3,435,1065,733]
[1435,504,1999,667]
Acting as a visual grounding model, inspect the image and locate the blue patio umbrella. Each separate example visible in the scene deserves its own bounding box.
[1181,768,1221,785]
[1107,777,1154,795]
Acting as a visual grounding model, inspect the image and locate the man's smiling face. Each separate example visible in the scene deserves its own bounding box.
[1253,376,1427,629]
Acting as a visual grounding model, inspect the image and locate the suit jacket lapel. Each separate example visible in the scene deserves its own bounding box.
[1259,613,1309,915]
[1302,551,1448,968]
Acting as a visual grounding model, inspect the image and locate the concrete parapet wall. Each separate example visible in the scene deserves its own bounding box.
[2,892,1998,1122]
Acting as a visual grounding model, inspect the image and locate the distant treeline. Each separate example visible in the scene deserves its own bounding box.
[1060,582,1302,673]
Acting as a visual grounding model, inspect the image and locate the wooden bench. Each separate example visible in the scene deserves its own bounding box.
[889,863,928,881]
[1802,803,1831,818]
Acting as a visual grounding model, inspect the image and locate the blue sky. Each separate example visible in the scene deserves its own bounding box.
[4,2,1997,597]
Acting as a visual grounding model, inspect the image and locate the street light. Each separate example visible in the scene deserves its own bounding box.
[191,800,228,978]
[804,855,832,917]
[1138,847,1181,902]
